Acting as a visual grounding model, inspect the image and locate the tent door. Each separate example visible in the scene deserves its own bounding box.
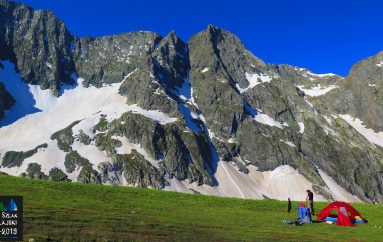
[339,207,347,215]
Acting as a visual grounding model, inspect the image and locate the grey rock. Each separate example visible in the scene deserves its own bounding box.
[24,163,48,180]
[49,167,71,182]
[0,1,76,96]
[76,129,91,145]
[116,150,169,189]
[77,164,101,184]
[64,150,89,173]
[50,120,80,152]
[104,112,215,186]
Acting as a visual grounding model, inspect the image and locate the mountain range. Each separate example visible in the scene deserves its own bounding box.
[0,1,382,203]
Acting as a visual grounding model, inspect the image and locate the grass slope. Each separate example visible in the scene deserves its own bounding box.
[0,174,382,241]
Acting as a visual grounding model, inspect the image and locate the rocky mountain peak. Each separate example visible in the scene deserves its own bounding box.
[0,1,382,203]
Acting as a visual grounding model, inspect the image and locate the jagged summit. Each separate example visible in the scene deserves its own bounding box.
[0,1,382,203]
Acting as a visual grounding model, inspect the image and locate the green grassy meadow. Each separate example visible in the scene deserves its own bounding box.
[0,174,382,241]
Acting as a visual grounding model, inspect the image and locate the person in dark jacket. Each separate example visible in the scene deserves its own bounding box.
[306,190,314,215]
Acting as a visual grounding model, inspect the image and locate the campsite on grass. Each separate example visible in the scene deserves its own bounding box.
[1,174,382,241]
[284,200,368,227]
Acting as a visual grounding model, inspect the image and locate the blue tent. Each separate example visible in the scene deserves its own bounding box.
[298,204,312,224]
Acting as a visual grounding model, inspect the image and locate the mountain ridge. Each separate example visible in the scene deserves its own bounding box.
[0,1,382,203]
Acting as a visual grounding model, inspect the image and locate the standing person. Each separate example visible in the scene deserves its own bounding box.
[306,190,314,215]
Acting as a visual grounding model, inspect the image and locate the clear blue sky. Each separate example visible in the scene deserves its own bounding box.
[16,0,383,76]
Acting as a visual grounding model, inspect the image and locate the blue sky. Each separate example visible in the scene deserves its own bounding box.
[17,0,383,76]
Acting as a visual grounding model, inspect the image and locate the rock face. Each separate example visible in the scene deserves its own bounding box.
[0,1,383,203]
[0,81,15,119]
[106,112,215,186]
[0,1,76,96]
[317,51,383,132]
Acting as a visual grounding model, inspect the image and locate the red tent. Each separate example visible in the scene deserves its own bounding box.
[317,201,363,226]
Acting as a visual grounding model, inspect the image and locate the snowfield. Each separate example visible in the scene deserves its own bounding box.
[0,61,174,176]
[165,163,360,202]
[0,60,364,202]
[0,61,128,152]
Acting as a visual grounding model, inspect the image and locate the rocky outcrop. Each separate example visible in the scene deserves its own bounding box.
[117,151,168,189]
[22,163,48,180]
[64,150,89,173]
[77,164,101,184]
[50,121,80,152]
[1,143,47,168]
[188,25,247,140]
[101,112,215,186]
[49,167,70,182]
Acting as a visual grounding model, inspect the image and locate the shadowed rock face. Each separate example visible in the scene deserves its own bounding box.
[0,1,75,96]
[0,81,15,119]
[1,1,383,202]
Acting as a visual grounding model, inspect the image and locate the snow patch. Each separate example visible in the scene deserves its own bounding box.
[0,67,129,154]
[376,61,383,67]
[236,72,273,93]
[201,67,209,73]
[126,104,177,125]
[243,100,286,129]
[165,164,327,201]
[340,114,383,147]
[303,97,318,115]
[308,72,337,78]
[322,115,332,125]
[322,125,337,137]
[298,122,305,134]
[72,141,109,167]
[296,67,339,79]
[318,169,361,202]
[254,113,285,129]
[297,84,338,97]
[280,140,296,148]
